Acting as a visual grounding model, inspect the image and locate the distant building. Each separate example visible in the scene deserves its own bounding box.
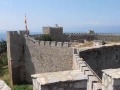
[42,24,63,41]
[87,30,95,34]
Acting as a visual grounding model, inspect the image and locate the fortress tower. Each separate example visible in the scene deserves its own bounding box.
[42,24,63,41]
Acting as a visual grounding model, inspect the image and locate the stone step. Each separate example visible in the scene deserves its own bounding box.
[84,70,94,76]
[79,62,87,71]
[93,83,102,90]
[87,76,99,90]
[82,67,90,74]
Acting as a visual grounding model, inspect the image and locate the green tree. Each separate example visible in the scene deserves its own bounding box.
[35,34,53,41]
[0,40,7,54]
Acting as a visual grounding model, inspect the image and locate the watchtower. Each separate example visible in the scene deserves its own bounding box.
[42,24,63,41]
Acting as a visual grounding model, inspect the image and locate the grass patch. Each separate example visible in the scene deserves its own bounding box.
[12,85,33,90]
[0,53,10,86]
[0,65,10,86]
[0,52,33,90]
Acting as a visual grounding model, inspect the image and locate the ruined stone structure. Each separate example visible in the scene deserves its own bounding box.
[64,33,120,42]
[31,70,88,90]
[29,25,120,42]
[7,30,120,90]
[7,31,72,84]
[42,25,63,41]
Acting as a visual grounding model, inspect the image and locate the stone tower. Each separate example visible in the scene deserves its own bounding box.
[42,24,63,41]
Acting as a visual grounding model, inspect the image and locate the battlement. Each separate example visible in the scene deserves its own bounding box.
[43,26,63,29]
[64,32,120,35]
[73,49,102,90]
[7,31,20,37]
[7,31,28,37]
[27,36,70,47]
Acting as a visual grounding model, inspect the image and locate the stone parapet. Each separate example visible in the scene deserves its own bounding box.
[26,36,70,47]
[102,68,120,90]
[72,49,102,90]
[31,70,87,90]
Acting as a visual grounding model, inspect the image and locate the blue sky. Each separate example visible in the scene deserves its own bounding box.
[0,0,120,33]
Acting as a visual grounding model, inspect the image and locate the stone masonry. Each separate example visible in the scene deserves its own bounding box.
[7,30,120,90]
[31,70,87,90]
[7,31,72,84]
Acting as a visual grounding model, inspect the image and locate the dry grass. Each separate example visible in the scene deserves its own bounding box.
[105,41,120,44]
[80,41,93,47]
[70,41,93,48]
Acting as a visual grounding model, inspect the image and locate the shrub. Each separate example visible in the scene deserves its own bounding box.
[0,53,7,65]
[0,40,7,54]
[12,85,33,90]
[35,34,53,41]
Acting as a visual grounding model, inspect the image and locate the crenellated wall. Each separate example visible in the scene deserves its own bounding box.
[30,32,120,42]
[7,31,73,84]
[24,37,73,82]
[63,33,120,41]
[31,70,88,90]
[27,37,70,47]
[7,31,26,84]
[7,30,120,90]
[72,49,102,90]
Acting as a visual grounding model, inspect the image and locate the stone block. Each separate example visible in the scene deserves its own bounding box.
[93,83,102,90]
[76,58,83,61]
[51,41,57,46]
[87,76,99,90]
[63,42,69,47]
[85,71,94,76]
[79,63,87,71]
[45,41,51,46]
[57,42,63,47]
[82,67,90,74]
[77,61,85,64]
[40,41,45,46]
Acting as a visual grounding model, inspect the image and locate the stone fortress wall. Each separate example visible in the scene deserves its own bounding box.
[43,26,63,41]
[30,25,120,42]
[64,33,120,41]
[7,31,73,84]
[7,29,120,90]
[72,50,102,90]
[7,31,25,84]
[78,44,120,79]
[30,43,120,90]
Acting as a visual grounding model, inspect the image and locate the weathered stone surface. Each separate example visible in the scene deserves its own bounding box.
[57,42,63,47]
[7,31,73,84]
[102,68,120,90]
[25,38,73,82]
[93,83,102,90]
[63,42,69,47]
[73,81,87,88]
[31,70,87,90]
[79,44,120,79]
[0,80,11,90]
[51,41,57,46]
